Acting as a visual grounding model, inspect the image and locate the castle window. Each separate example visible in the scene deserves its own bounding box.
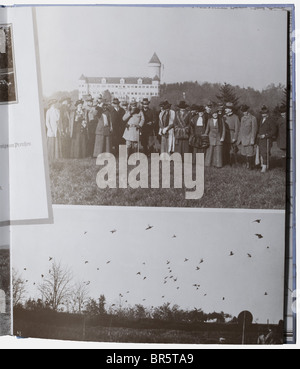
[138,78,142,85]
[120,78,125,84]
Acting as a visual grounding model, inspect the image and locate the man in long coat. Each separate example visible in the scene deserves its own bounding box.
[158,100,175,155]
[273,104,287,168]
[110,98,125,156]
[238,104,258,170]
[140,98,155,157]
[223,102,240,166]
[257,105,275,173]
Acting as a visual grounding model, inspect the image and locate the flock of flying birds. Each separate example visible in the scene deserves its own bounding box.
[20,218,272,307]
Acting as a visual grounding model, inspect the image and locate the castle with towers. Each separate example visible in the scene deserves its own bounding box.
[78,52,162,102]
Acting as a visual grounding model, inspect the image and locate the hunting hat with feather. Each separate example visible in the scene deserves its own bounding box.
[260,105,269,114]
[240,104,250,112]
[75,99,84,107]
[279,104,287,114]
[159,100,172,109]
[177,100,189,109]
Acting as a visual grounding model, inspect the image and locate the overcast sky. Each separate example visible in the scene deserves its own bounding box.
[12,206,285,324]
[35,6,288,96]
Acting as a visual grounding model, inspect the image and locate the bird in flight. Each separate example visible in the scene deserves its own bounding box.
[85,261,89,264]
[255,234,263,239]
[24,268,27,271]
[264,292,268,296]
[106,261,111,264]
[199,259,204,264]
[146,225,154,230]
[196,266,201,271]
[184,258,189,262]
[223,297,225,301]
[49,257,53,262]
[41,275,44,278]
[110,230,117,234]
[229,252,234,256]
[247,253,252,258]
[167,261,170,265]
[172,235,177,239]
[253,219,261,224]
[84,232,88,235]
[143,277,147,280]
[137,272,141,275]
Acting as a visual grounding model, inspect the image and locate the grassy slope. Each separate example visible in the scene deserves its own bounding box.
[49,155,286,209]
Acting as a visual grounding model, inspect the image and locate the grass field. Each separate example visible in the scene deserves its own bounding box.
[13,318,263,344]
[49,149,286,209]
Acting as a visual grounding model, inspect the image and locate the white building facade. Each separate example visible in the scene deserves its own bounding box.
[78,53,162,102]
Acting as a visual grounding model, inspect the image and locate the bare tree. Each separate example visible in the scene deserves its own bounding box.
[38,260,73,312]
[12,268,27,307]
[70,281,90,314]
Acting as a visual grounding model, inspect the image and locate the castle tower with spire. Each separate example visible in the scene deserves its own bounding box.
[148,52,162,81]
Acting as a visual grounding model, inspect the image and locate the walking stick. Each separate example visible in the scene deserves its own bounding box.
[267,138,270,170]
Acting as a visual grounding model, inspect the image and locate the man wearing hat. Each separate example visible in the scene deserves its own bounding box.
[59,97,72,158]
[85,96,99,157]
[46,99,62,162]
[110,98,126,156]
[238,104,258,170]
[223,102,240,166]
[257,105,275,173]
[140,98,156,157]
[122,99,145,156]
[174,101,191,156]
[273,105,287,168]
[93,102,113,157]
[159,101,175,154]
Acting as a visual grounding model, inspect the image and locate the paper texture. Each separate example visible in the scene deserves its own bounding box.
[0,4,295,346]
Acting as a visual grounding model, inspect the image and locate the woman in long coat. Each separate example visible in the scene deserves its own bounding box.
[174,101,191,156]
[70,100,89,159]
[204,108,226,168]
[189,105,208,164]
[46,99,62,162]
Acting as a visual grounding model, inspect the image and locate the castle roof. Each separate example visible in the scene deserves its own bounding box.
[80,77,155,85]
[153,75,160,82]
[149,52,161,65]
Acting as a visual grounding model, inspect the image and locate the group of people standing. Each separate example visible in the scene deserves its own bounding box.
[45,95,287,173]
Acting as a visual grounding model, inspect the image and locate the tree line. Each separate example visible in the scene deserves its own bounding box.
[45,81,287,118]
[13,260,235,325]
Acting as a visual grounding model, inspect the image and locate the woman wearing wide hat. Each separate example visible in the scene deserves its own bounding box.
[174,100,191,156]
[45,99,62,162]
[204,107,226,168]
[70,100,89,159]
[238,104,258,170]
[189,105,209,164]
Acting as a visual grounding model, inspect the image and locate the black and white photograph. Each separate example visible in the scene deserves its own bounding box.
[0,24,17,104]
[0,245,11,336]
[12,206,285,345]
[36,5,289,209]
